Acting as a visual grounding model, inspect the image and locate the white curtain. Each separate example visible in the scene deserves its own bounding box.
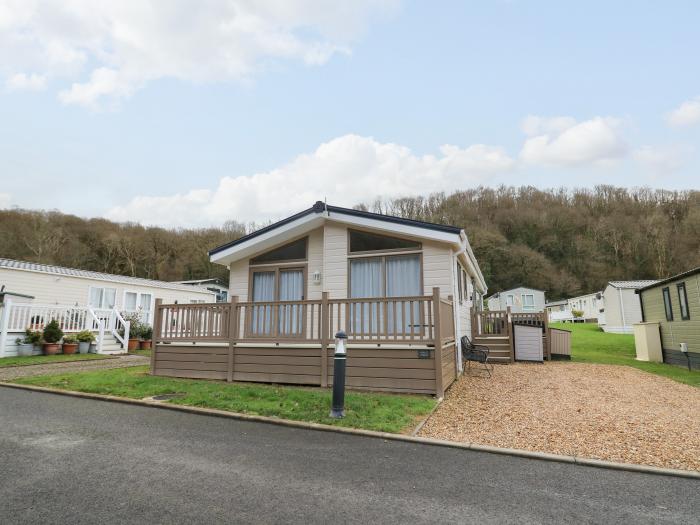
[279,270,303,334]
[386,255,421,335]
[350,259,382,334]
[252,272,275,334]
[124,292,138,311]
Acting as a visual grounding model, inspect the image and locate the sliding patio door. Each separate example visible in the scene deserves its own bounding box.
[349,254,421,335]
[278,269,304,335]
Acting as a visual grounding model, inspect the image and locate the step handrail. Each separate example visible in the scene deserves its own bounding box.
[87,307,105,354]
[111,308,130,349]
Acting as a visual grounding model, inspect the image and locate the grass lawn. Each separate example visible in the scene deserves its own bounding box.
[552,322,700,388]
[0,353,111,368]
[128,348,151,357]
[13,366,437,433]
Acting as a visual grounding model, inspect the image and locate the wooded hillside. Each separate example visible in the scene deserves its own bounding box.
[1,185,698,300]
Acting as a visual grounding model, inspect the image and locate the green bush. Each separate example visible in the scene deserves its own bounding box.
[62,334,78,344]
[140,325,153,340]
[25,329,42,345]
[76,330,96,343]
[572,309,584,318]
[42,320,64,344]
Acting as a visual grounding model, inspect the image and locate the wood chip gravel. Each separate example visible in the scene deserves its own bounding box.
[418,362,700,472]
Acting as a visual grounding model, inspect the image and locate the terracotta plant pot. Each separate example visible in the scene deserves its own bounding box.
[62,343,78,355]
[139,340,152,350]
[128,338,140,351]
[43,343,61,355]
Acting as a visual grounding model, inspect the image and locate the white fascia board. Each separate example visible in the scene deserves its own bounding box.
[456,231,487,294]
[327,211,462,245]
[210,214,325,265]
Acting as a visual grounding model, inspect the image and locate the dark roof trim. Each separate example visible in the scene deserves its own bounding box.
[636,267,700,293]
[209,201,462,256]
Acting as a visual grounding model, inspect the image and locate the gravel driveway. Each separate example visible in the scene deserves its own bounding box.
[0,354,149,381]
[419,362,700,472]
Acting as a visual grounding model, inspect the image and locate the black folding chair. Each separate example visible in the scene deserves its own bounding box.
[461,335,494,377]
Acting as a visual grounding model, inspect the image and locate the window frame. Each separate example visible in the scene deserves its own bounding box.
[347,228,422,256]
[662,287,674,321]
[677,282,690,320]
[87,286,117,310]
[249,265,308,302]
[521,293,535,311]
[348,252,424,299]
[250,236,308,266]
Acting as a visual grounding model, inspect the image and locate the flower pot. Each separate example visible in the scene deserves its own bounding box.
[89,343,98,354]
[18,343,34,357]
[139,340,152,350]
[128,338,140,351]
[43,343,61,355]
[32,344,43,356]
[78,341,90,354]
[63,343,78,355]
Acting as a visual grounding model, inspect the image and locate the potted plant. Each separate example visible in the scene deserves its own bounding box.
[62,334,78,355]
[15,333,34,357]
[122,312,143,352]
[25,329,43,355]
[42,320,64,355]
[76,330,95,354]
[139,325,153,350]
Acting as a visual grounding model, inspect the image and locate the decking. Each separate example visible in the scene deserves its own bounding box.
[151,287,458,396]
[470,308,550,363]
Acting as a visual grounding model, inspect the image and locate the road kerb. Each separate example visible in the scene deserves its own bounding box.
[1,381,698,480]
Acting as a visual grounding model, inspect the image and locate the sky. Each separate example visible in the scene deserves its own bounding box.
[1,0,699,227]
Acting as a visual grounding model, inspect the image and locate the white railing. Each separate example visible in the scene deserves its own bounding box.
[6,303,93,333]
[87,307,105,354]
[111,309,130,348]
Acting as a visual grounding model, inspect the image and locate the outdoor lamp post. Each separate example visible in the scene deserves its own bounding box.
[330,330,348,418]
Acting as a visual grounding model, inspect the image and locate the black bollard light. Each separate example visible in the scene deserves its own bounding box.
[330,330,348,418]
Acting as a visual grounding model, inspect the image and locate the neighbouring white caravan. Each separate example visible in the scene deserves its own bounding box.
[546,291,603,322]
[598,280,659,334]
[0,258,216,357]
[486,287,545,313]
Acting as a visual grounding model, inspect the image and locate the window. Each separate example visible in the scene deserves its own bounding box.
[457,264,463,303]
[250,268,305,335]
[522,294,535,311]
[349,229,420,253]
[662,287,673,321]
[506,294,514,307]
[123,291,154,324]
[677,283,690,320]
[251,237,307,264]
[462,269,469,303]
[88,286,116,310]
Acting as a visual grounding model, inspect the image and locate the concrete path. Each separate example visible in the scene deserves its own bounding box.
[0,354,149,381]
[0,388,696,524]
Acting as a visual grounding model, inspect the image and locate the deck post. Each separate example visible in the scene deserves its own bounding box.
[227,296,238,382]
[432,287,444,398]
[506,306,514,362]
[543,310,550,361]
[150,298,162,374]
[320,292,330,387]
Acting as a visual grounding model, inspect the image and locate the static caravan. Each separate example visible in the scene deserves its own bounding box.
[150,202,488,397]
[637,268,700,370]
[598,280,658,334]
[0,258,215,357]
[487,287,545,313]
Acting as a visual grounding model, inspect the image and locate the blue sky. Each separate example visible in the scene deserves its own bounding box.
[1,1,698,226]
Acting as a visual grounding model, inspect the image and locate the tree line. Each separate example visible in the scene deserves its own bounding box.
[1,185,698,300]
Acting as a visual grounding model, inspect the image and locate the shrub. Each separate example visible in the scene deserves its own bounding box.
[42,320,64,344]
[120,311,144,339]
[140,325,153,340]
[76,330,96,343]
[63,334,78,344]
[572,309,584,318]
[25,329,43,345]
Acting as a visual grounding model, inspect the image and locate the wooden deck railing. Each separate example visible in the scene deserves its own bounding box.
[154,288,453,347]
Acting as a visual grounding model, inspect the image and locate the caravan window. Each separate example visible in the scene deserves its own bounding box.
[89,287,116,310]
[521,294,535,311]
[662,287,673,321]
[677,283,690,320]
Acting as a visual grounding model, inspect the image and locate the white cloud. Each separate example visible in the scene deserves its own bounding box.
[666,97,700,127]
[519,116,627,167]
[5,72,46,91]
[633,144,691,176]
[0,193,11,209]
[106,134,515,227]
[0,0,397,108]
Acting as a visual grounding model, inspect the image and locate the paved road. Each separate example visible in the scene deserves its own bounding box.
[0,388,696,524]
[0,354,149,381]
